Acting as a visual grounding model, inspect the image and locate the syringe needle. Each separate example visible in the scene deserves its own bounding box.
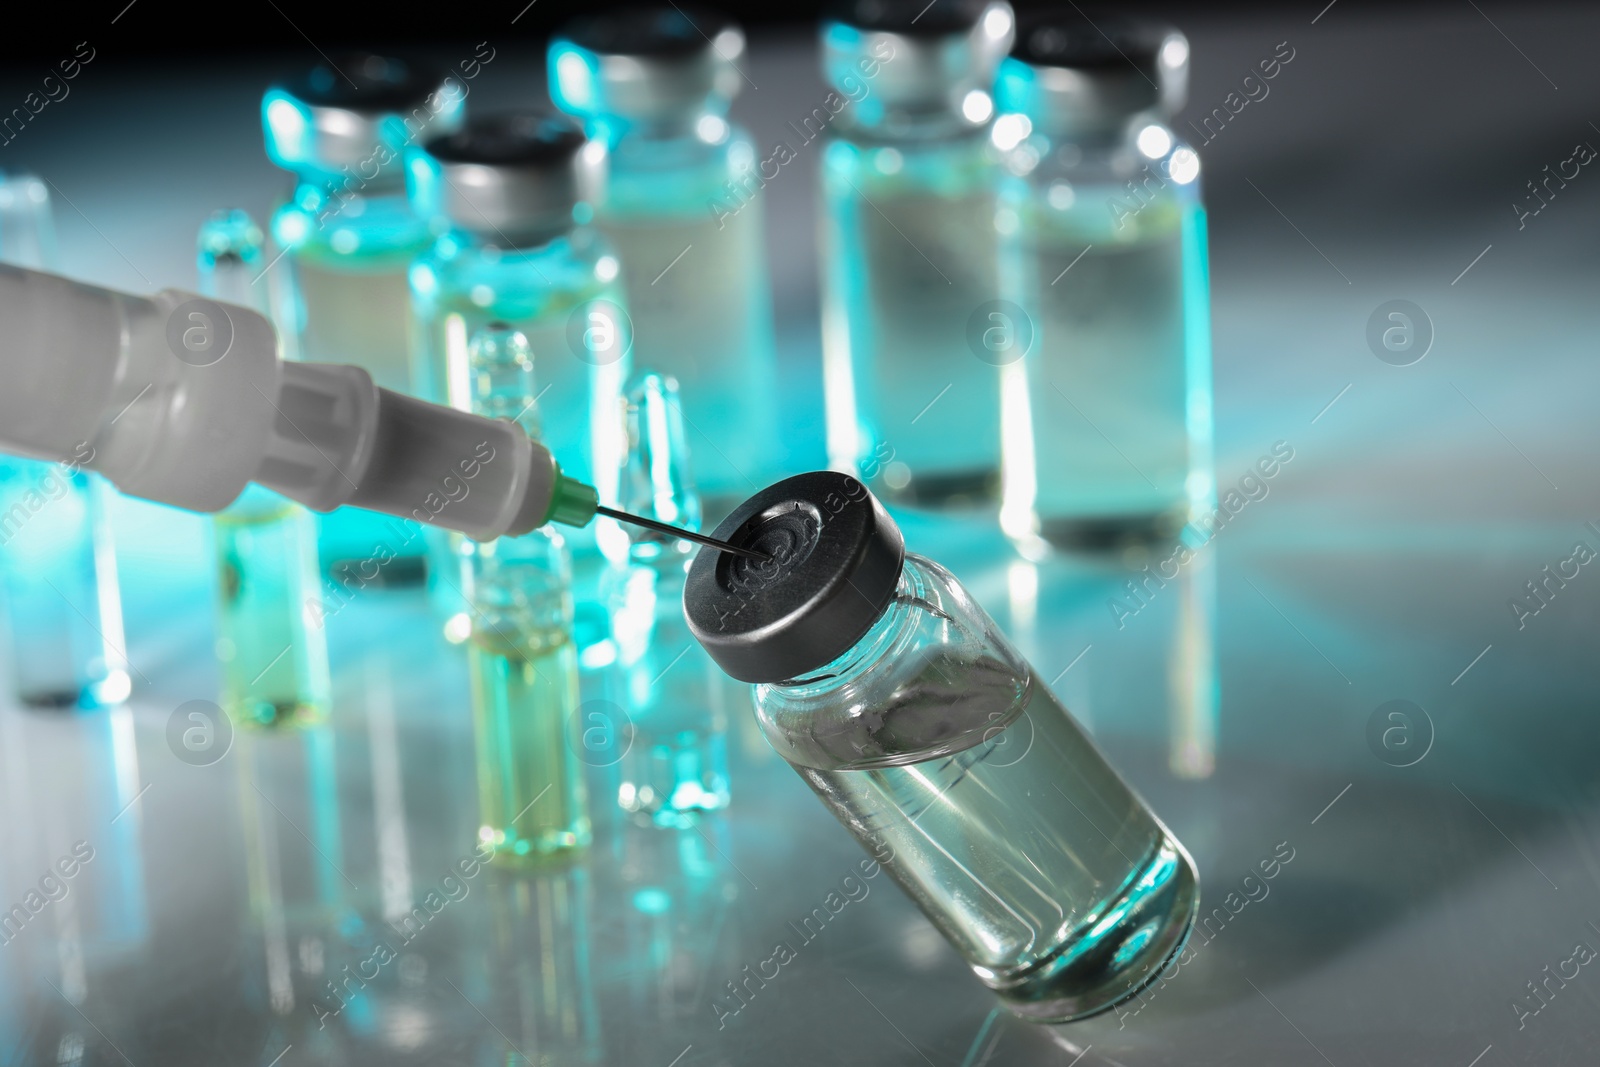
[594,505,771,562]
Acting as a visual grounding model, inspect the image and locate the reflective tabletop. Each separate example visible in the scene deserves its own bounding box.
[3,5,1600,1064]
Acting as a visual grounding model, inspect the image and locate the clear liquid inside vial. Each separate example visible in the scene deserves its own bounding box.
[822,134,1003,508]
[1003,155,1213,551]
[274,191,431,573]
[758,558,1196,1020]
[467,549,591,864]
[599,199,776,512]
[214,490,331,729]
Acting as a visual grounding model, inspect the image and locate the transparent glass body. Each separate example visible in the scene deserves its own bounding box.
[821,112,1005,509]
[0,172,128,709]
[466,533,591,864]
[593,115,778,511]
[410,222,632,632]
[213,486,332,729]
[0,446,129,708]
[271,178,431,572]
[452,322,591,864]
[754,554,1197,1021]
[997,117,1214,551]
[199,210,333,730]
[607,544,733,826]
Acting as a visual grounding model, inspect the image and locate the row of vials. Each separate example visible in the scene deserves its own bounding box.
[0,2,1213,865]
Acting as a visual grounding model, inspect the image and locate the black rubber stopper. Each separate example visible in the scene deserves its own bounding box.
[424,112,586,167]
[558,6,732,58]
[683,472,906,684]
[278,53,444,113]
[1012,12,1164,76]
[826,0,989,38]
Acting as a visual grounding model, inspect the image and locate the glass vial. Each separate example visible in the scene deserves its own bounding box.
[994,17,1214,553]
[605,373,734,826]
[262,53,463,576]
[0,171,130,709]
[683,471,1198,1022]
[549,9,779,514]
[459,323,591,864]
[408,112,632,639]
[818,1,1015,509]
[197,210,333,729]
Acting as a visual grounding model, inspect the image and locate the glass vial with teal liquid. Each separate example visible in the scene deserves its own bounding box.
[408,112,632,641]
[819,0,1015,509]
[460,324,590,863]
[262,53,464,578]
[197,210,332,728]
[994,17,1214,553]
[605,373,734,826]
[0,171,130,708]
[549,8,778,515]
[684,472,1199,1022]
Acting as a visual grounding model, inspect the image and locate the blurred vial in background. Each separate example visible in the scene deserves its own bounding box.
[408,112,631,645]
[0,172,130,709]
[994,17,1214,555]
[262,53,464,579]
[605,373,735,827]
[818,0,1015,510]
[684,472,1198,1022]
[549,7,779,519]
[459,323,591,864]
[196,210,332,729]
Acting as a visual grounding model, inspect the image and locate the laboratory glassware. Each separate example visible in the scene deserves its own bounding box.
[606,373,734,826]
[0,171,129,709]
[263,52,463,576]
[197,209,333,729]
[459,323,590,863]
[818,0,1015,509]
[994,16,1214,553]
[408,111,633,639]
[549,8,779,515]
[0,266,749,565]
[684,471,1198,1022]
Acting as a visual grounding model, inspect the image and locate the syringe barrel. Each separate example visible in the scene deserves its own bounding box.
[256,362,564,541]
[0,264,587,541]
[0,264,279,511]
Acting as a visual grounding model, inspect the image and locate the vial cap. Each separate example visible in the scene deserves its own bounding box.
[821,0,1014,119]
[410,112,588,245]
[550,7,746,125]
[683,472,906,684]
[995,14,1188,136]
[263,53,463,177]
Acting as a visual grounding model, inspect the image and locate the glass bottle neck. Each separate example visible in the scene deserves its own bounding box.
[765,555,928,693]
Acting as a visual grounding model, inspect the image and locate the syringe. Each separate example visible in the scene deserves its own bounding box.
[0,264,765,560]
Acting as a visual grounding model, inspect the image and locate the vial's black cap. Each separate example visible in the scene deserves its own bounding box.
[683,472,906,684]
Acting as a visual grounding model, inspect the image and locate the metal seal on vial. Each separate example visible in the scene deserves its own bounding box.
[821,0,1015,118]
[683,471,906,684]
[549,6,747,124]
[263,52,463,177]
[411,112,588,247]
[996,14,1188,138]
